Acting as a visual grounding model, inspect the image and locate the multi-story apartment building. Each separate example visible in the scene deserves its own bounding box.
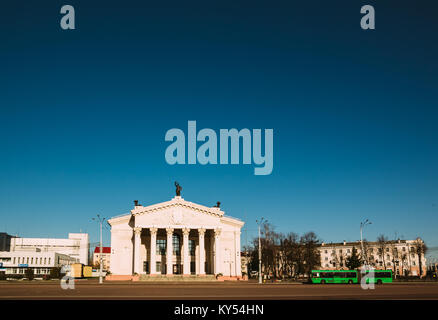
[318,238,427,277]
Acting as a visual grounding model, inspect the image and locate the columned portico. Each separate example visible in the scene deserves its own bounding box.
[108,195,245,280]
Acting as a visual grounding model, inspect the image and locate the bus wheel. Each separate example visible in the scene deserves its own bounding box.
[348,280,353,284]
[377,279,382,285]
[321,280,326,284]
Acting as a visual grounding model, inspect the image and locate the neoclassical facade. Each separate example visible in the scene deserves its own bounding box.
[108,196,245,279]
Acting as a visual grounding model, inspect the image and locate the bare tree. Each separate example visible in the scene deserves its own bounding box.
[388,241,399,278]
[300,232,321,277]
[377,235,389,269]
[413,238,428,278]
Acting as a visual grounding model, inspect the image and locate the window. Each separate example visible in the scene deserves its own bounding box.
[386,248,389,252]
[347,249,350,253]
[173,234,181,256]
[189,240,195,256]
[402,247,406,252]
[156,239,166,255]
[143,261,149,273]
[325,257,328,261]
[48,258,51,265]
[13,257,16,264]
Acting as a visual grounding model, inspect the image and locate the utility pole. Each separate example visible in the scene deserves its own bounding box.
[256,218,267,284]
[92,214,106,284]
[360,219,372,266]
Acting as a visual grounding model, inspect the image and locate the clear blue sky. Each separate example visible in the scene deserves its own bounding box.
[0,1,437,258]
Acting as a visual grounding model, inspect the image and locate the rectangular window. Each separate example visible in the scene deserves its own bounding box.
[156,239,166,255]
[156,262,161,274]
[173,235,181,256]
[189,240,196,256]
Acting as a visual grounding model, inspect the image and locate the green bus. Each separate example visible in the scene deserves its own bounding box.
[311,269,393,284]
[362,270,393,284]
[311,270,358,284]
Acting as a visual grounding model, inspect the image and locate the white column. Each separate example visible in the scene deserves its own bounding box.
[182,228,190,275]
[235,231,241,277]
[198,228,206,275]
[143,237,147,274]
[166,227,174,275]
[214,228,222,275]
[149,227,157,275]
[133,227,142,274]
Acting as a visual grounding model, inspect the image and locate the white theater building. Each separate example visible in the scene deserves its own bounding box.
[107,195,245,280]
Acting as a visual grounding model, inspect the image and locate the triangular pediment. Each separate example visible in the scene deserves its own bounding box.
[130,196,224,218]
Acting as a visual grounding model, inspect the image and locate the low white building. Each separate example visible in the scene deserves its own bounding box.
[0,251,77,276]
[10,233,89,265]
[108,195,245,280]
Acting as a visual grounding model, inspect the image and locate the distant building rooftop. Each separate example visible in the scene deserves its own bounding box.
[94,247,111,254]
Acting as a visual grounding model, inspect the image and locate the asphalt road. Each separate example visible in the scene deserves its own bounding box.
[1,281,438,299]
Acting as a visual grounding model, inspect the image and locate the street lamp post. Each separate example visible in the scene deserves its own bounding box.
[256,218,267,284]
[92,214,106,284]
[360,219,372,266]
